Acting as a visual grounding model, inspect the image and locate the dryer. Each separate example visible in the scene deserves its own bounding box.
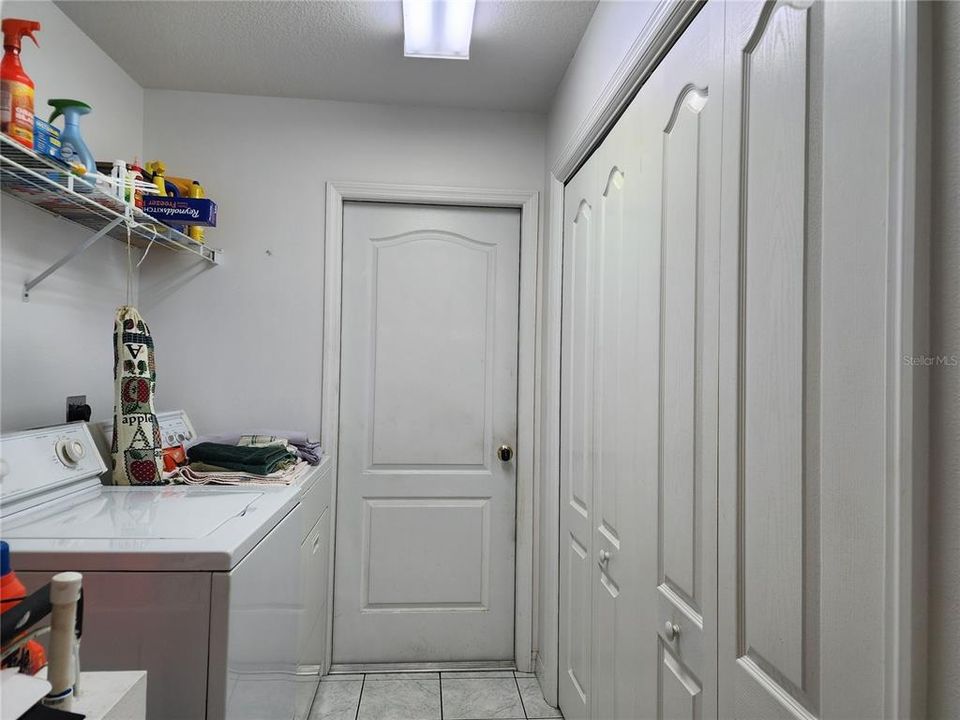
[93,410,334,720]
[0,421,304,720]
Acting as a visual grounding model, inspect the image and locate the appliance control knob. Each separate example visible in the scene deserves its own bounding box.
[56,438,86,466]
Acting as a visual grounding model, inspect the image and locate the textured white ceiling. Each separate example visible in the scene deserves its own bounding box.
[56,0,599,112]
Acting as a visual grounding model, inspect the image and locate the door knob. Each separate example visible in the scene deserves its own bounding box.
[664,621,680,641]
[497,444,514,462]
[598,549,611,568]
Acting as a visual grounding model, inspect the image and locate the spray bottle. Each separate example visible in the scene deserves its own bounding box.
[1,18,41,149]
[145,160,168,196]
[48,99,95,175]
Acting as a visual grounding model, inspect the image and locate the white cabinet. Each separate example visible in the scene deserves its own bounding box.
[559,1,910,718]
[295,459,334,720]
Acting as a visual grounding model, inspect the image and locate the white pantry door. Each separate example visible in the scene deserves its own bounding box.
[718,1,900,718]
[333,202,520,664]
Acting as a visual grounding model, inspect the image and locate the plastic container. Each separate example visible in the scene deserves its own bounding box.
[0,19,41,149]
[48,98,95,175]
[0,540,47,673]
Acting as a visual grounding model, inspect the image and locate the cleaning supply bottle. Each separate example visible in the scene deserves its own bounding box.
[1,19,41,149]
[48,99,95,175]
[0,540,47,674]
[145,160,168,197]
[188,181,205,243]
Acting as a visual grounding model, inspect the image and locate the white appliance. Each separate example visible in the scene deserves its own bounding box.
[93,410,334,720]
[0,421,306,720]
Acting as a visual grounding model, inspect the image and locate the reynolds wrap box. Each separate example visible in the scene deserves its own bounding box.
[33,118,61,160]
[142,196,218,227]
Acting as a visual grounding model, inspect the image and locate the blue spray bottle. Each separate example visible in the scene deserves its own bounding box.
[48,99,95,175]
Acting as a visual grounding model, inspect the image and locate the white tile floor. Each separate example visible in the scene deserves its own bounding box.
[309,670,563,720]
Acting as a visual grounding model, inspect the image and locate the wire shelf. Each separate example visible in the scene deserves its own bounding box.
[0,134,220,276]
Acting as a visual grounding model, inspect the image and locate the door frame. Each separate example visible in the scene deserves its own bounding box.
[540,0,923,714]
[321,181,540,672]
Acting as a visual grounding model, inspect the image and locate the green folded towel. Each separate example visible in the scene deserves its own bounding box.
[187,442,296,476]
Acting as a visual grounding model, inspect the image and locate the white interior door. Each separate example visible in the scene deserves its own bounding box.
[333,202,520,664]
[718,1,900,717]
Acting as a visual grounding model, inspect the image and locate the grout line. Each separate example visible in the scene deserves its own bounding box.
[514,671,529,720]
[305,676,322,719]
[354,674,366,720]
[439,671,444,720]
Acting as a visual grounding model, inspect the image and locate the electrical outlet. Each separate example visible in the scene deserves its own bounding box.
[66,395,88,422]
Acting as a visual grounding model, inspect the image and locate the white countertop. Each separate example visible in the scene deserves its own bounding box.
[37,670,147,720]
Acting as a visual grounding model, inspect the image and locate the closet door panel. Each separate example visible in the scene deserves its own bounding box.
[646,4,725,719]
[660,646,702,720]
[719,1,895,718]
[718,4,826,716]
[740,0,812,692]
[559,157,597,720]
[591,105,650,720]
[659,84,709,614]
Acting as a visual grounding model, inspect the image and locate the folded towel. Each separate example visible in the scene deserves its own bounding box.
[185,429,315,449]
[187,442,297,476]
[295,440,322,465]
[238,434,287,447]
[171,460,310,486]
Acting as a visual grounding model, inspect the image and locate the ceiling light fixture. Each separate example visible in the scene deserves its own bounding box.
[402,0,477,60]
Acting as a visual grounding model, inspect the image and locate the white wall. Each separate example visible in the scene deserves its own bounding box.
[927,2,960,716]
[139,90,544,438]
[1,0,143,431]
[535,0,659,701]
[546,0,659,170]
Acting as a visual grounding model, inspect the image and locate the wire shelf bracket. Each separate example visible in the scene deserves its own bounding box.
[22,216,125,301]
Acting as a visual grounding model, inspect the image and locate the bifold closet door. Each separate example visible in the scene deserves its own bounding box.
[559,151,598,720]
[589,84,649,720]
[558,126,651,720]
[717,1,902,717]
[558,4,724,718]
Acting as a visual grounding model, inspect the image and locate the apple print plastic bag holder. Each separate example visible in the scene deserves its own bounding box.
[111,305,165,485]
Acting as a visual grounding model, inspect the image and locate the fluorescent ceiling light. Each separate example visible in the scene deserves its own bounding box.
[403,0,477,60]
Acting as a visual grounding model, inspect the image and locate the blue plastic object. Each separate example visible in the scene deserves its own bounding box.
[1,541,10,576]
[48,98,95,175]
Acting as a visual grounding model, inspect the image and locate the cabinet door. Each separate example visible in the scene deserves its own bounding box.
[718,1,899,717]
[559,152,598,720]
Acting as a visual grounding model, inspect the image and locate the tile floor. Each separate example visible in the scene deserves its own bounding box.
[309,670,563,720]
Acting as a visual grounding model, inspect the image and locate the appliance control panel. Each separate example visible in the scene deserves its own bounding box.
[156,411,197,448]
[0,422,106,514]
[98,410,197,450]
